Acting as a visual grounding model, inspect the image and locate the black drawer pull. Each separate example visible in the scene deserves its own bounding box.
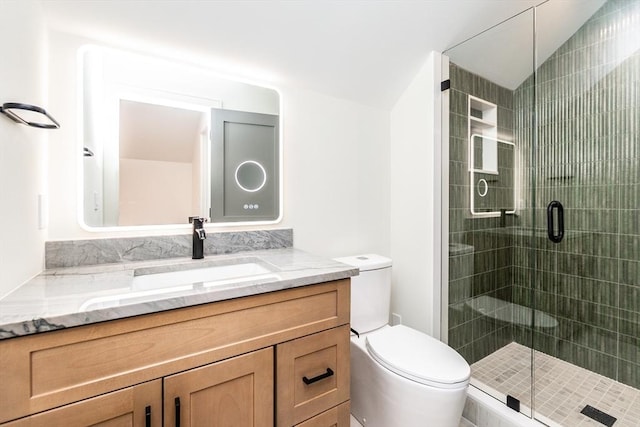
[303,368,334,385]
[145,405,151,427]
[175,397,181,427]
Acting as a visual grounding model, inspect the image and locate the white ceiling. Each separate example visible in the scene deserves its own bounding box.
[40,0,603,109]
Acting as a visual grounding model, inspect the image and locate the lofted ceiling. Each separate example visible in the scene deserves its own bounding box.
[446,0,606,90]
[40,0,604,109]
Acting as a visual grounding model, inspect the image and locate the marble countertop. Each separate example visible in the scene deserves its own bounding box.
[0,248,358,340]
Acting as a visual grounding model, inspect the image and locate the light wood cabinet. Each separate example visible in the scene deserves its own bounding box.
[0,279,350,427]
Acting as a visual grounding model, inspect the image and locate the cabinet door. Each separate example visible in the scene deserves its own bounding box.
[1,380,161,427]
[164,348,273,427]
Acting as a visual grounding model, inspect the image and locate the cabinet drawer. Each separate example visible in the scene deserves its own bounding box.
[295,402,350,427]
[276,325,350,427]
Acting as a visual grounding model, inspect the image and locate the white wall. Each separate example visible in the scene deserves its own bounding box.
[45,30,391,260]
[390,52,441,337]
[0,1,47,297]
[283,87,390,258]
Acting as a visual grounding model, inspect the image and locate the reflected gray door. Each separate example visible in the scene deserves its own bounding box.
[210,108,279,222]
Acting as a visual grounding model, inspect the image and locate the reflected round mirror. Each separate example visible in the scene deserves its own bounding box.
[235,161,267,193]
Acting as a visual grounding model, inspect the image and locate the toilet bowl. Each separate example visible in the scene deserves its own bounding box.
[334,254,470,427]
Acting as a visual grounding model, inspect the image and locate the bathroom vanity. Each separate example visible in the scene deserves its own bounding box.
[0,249,356,427]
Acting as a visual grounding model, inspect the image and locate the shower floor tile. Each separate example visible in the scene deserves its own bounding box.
[471,342,640,427]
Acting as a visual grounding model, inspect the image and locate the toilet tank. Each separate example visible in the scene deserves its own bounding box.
[333,254,392,334]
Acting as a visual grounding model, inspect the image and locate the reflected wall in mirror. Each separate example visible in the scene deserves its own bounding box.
[117,100,209,226]
[80,46,281,229]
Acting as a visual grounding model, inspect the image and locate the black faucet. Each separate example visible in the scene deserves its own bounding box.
[190,217,207,259]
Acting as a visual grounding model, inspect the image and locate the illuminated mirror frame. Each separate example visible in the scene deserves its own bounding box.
[77,45,283,231]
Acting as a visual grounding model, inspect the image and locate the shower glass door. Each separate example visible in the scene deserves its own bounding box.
[446,0,640,425]
[531,1,640,425]
[444,8,536,418]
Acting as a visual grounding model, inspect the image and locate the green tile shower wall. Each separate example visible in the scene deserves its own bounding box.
[448,0,639,389]
[513,0,640,389]
[448,63,517,364]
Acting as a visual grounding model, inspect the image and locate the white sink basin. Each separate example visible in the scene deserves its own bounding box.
[132,262,277,290]
[79,284,195,311]
[79,259,281,311]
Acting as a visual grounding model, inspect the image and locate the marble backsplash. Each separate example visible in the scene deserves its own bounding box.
[45,228,293,269]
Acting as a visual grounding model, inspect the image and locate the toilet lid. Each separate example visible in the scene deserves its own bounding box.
[366,325,470,389]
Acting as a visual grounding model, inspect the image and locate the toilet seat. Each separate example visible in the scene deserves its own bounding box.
[365,325,470,389]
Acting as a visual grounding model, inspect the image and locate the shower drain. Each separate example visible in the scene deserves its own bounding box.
[580,405,617,426]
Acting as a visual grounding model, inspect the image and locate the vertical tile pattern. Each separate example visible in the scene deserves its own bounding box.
[513,0,640,389]
[448,64,517,364]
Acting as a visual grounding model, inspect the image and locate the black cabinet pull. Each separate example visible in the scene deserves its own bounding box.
[547,200,565,243]
[303,368,334,385]
[145,405,151,427]
[175,397,181,427]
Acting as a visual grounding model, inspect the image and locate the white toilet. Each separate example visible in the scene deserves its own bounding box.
[334,254,470,427]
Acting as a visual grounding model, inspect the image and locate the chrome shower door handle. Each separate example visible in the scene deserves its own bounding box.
[547,200,564,243]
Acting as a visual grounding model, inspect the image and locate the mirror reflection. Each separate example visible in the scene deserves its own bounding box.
[81,46,281,228]
[116,100,208,226]
[470,135,516,215]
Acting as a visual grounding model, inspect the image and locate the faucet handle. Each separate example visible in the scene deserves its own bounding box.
[190,216,207,241]
[196,228,207,240]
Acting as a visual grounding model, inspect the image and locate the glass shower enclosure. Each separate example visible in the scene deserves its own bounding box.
[443,1,640,425]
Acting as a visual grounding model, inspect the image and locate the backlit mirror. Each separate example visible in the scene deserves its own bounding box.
[80,46,281,228]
